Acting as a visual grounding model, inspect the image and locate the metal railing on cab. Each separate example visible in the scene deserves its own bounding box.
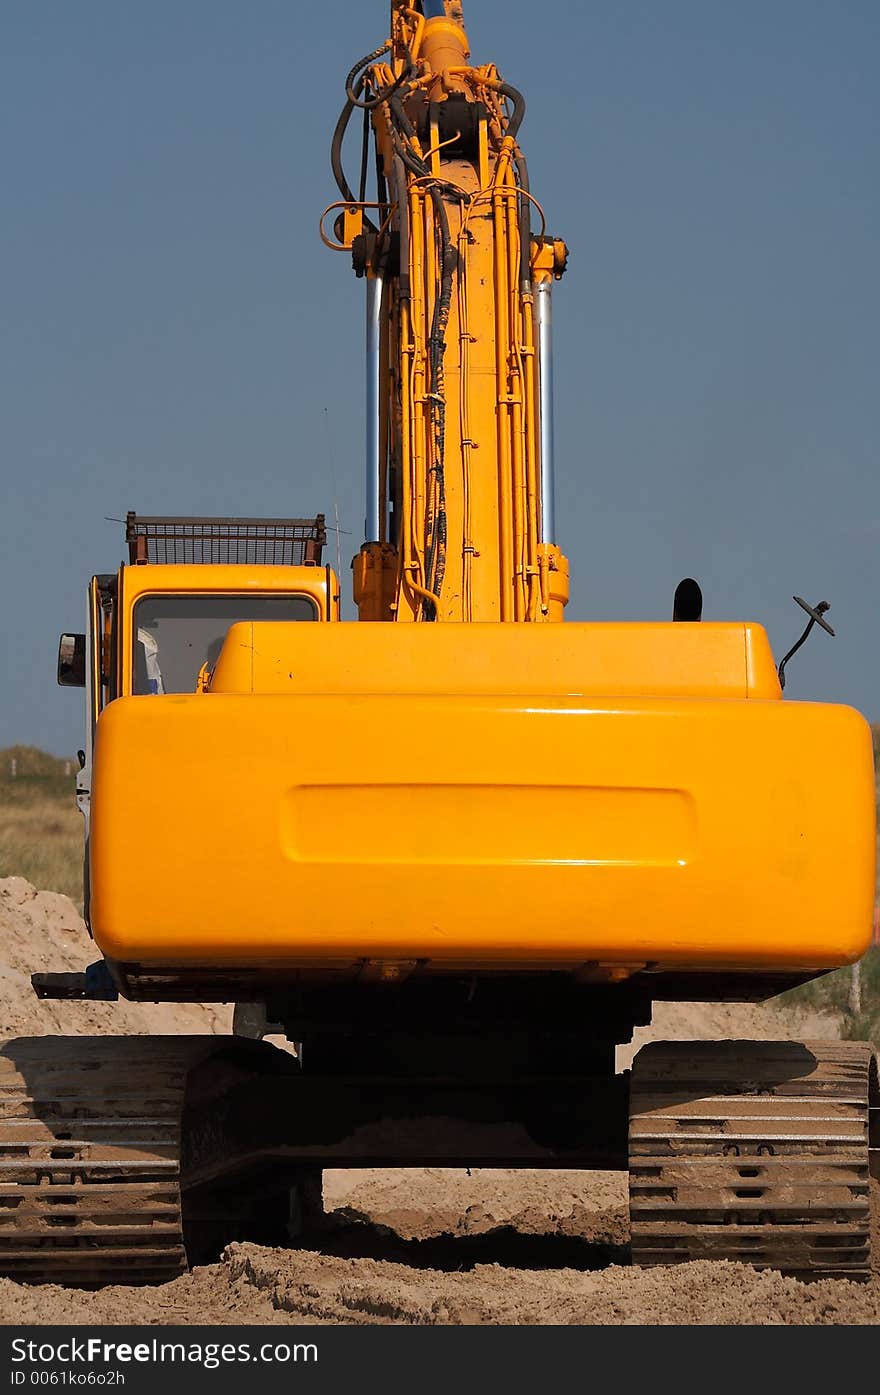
[124,513,327,566]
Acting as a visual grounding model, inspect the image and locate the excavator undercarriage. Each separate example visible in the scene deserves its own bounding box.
[2,1009,877,1285]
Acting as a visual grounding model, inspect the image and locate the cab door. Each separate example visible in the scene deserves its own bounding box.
[81,574,117,924]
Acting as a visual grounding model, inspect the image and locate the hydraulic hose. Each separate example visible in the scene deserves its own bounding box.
[330,91,380,234]
[514,153,532,293]
[498,81,526,141]
[345,44,415,111]
[393,155,411,300]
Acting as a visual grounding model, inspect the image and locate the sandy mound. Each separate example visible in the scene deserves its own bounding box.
[0,876,230,1037]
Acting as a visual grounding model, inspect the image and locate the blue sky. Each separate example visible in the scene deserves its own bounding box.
[2,1,878,753]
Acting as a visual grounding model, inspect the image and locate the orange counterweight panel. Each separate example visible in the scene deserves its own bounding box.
[208,621,783,700]
[89,652,874,976]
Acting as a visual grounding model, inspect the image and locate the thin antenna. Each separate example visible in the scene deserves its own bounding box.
[323,407,343,583]
[777,597,835,691]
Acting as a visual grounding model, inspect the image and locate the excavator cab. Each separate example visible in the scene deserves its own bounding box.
[119,513,335,695]
[57,512,338,927]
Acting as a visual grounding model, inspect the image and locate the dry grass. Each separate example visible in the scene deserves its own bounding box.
[874,726,880,900]
[0,749,82,904]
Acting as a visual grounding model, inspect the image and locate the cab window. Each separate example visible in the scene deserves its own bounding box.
[132,594,317,695]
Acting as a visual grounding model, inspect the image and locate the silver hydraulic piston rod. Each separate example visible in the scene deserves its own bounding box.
[364,272,384,543]
[535,278,556,545]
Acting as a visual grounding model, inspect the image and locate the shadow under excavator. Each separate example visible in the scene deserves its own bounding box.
[295,1207,630,1274]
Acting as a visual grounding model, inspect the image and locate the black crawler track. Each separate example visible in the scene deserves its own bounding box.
[0,1038,223,1286]
[629,1039,878,1279]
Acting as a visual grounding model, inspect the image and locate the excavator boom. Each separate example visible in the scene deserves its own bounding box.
[328,0,569,621]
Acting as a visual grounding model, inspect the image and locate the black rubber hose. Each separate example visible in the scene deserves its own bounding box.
[389,108,468,208]
[393,156,410,300]
[358,106,371,204]
[346,44,415,111]
[331,97,358,204]
[375,146,388,219]
[388,94,459,612]
[331,92,379,234]
[345,45,390,108]
[389,100,432,182]
[389,94,419,147]
[498,81,526,141]
[424,186,455,605]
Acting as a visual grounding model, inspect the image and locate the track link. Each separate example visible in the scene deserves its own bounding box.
[629,1039,877,1279]
[0,1037,222,1287]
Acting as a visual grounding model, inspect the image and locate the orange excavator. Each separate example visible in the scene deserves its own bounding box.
[8,0,875,1286]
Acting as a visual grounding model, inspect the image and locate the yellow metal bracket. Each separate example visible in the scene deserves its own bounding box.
[320,202,377,252]
[531,237,569,283]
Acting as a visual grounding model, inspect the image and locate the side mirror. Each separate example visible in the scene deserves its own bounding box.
[57,633,86,688]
